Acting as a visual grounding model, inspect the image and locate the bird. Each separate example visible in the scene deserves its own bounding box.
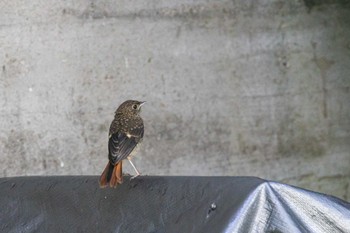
[99,100,145,188]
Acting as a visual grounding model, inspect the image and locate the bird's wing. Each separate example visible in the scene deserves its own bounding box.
[108,126,144,165]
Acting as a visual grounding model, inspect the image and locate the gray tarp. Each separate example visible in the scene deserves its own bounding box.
[0,176,349,232]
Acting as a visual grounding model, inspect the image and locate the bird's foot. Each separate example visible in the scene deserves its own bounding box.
[130,174,141,180]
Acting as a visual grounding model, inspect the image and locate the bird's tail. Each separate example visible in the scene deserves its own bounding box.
[99,161,123,188]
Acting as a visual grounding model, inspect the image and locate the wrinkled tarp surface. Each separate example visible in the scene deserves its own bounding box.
[0,176,349,233]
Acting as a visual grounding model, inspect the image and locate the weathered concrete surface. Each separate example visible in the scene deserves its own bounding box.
[0,1,349,200]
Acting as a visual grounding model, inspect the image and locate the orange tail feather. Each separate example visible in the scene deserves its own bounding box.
[99,161,123,188]
[110,162,123,187]
[116,161,123,184]
[99,162,112,188]
[109,166,118,188]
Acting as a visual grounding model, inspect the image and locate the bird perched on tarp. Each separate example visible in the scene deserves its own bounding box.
[99,100,145,188]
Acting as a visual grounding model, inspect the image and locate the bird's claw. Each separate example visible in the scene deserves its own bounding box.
[130,174,140,180]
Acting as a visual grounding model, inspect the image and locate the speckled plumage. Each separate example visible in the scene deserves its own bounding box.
[108,100,144,164]
[99,100,145,188]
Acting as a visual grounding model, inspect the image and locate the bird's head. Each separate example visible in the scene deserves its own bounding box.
[116,100,146,116]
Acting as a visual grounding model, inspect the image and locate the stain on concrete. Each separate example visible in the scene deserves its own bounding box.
[277,113,327,158]
[312,42,335,118]
[1,130,40,176]
[303,0,350,12]
[62,2,239,22]
[237,133,258,155]
[281,173,350,200]
[80,3,109,20]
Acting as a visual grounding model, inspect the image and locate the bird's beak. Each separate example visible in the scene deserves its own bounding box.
[139,101,146,106]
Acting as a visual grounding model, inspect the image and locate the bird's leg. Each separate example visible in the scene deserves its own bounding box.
[127,156,140,179]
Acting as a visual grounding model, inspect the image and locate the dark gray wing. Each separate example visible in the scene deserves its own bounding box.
[108,127,144,165]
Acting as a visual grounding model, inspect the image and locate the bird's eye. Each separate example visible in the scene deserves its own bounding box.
[132,104,138,110]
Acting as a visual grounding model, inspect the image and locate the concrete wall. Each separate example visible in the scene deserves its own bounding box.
[0,1,349,200]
